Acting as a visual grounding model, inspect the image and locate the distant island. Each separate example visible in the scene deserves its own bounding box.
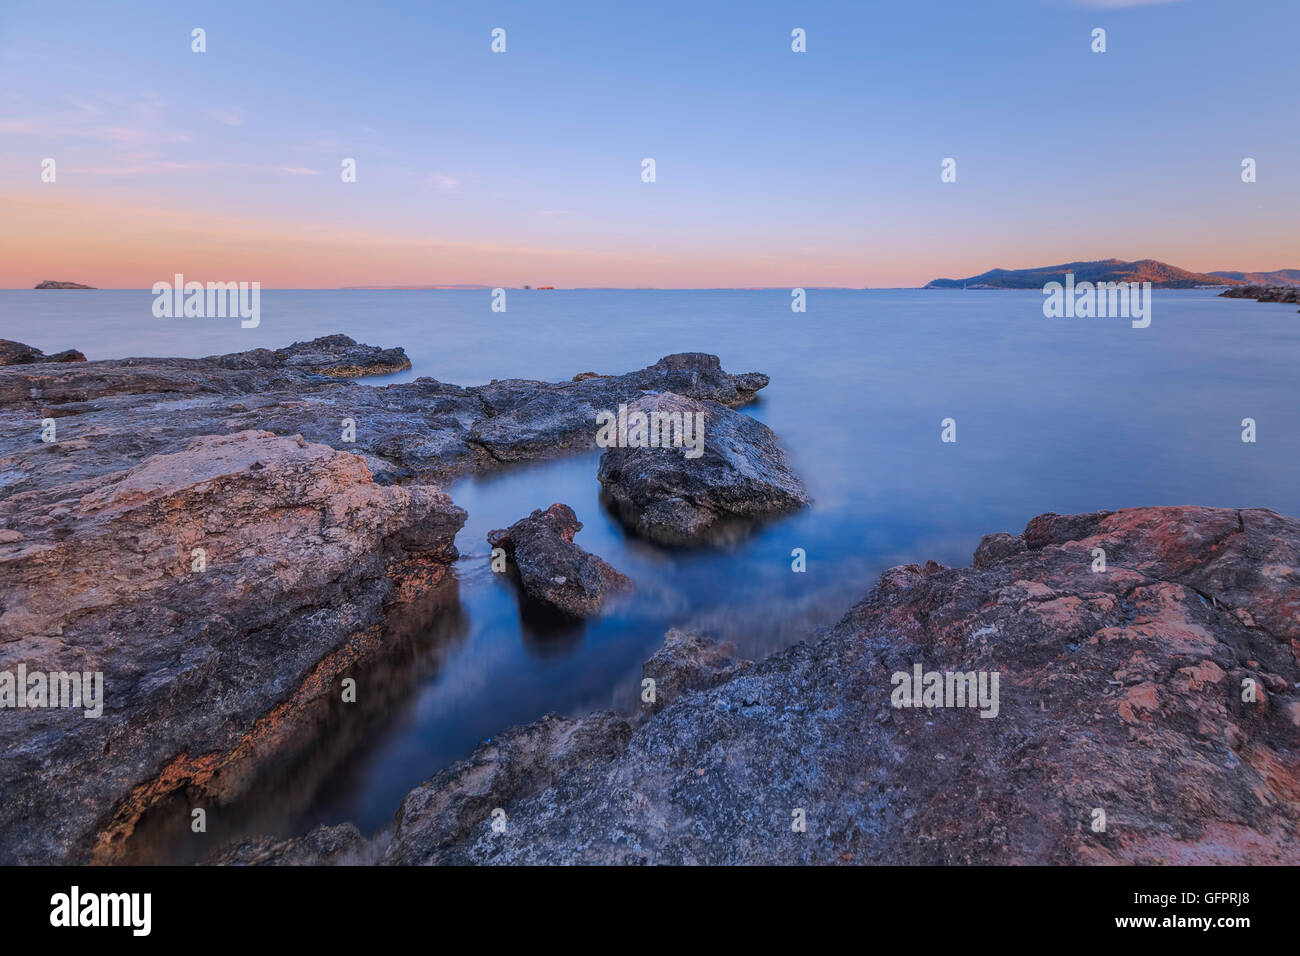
[34,280,95,289]
[925,258,1299,290]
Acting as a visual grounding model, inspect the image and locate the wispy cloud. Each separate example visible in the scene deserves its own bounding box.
[429,173,462,192]
[207,109,243,127]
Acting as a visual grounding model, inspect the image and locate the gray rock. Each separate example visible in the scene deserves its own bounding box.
[596,392,810,545]
[0,339,86,366]
[0,346,770,497]
[641,628,748,714]
[487,503,632,618]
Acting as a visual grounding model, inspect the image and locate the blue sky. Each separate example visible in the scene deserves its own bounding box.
[1,0,1296,286]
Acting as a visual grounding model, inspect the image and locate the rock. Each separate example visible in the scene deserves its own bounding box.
[0,346,770,495]
[1219,284,1300,304]
[0,429,466,864]
[211,823,375,866]
[0,338,777,863]
[0,339,86,366]
[641,628,748,713]
[382,713,634,866]
[486,503,631,618]
[34,280,94,289]
[271,333,411,377]
[466,353,768,463]
[375,505,1299,865]
[596,393,810,545]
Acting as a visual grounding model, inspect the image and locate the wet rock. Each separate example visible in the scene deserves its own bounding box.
[376,505,1299,865]
[382,713,634,866]
[0,339,86,366]
[641,628,749,713]
[487,503,631,618]
[596,393,810,545]
[0,429,465,864]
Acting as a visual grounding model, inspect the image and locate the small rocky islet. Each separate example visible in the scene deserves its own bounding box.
[0,335,1296,865]
[1219,284,1300,310]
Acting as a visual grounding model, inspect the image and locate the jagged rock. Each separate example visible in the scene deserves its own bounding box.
[466,353,768,463]
[0,339,86,366]
[0,429,465,864]
[641,628,748,714]
[382,713,635,865]
[34,280,94,289]
[1219,284,1300,307]
[0,339,777,863]
[0,347,770,496]
[596,393,810,545]
[487,503,631,618]
[373,506,1299,865]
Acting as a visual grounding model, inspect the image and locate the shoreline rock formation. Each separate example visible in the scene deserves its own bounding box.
[0,338,86,366]
[0,429,465,864]
[1219,284,1300,310]
[0,339,771,495]
[6,335,1295,867]
[0,336,776,864]
[251,505,1297,866]
[596,392,810,545]
[487,504,632,618]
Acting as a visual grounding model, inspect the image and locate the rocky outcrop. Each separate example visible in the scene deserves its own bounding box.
[487,504,631,618]
[373,506,1299,865]
[34,280,94,289]
[641,628,748,714]
[596,393,810,545]
[1220,284,1300,309]
[0,339,776,864]
[0,344,770,495]
[0,339,86,366]
[0,430,465,864]
[466,353,768,464]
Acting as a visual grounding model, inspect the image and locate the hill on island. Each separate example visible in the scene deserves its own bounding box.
[925,259,1250,290]
[1208,269,1300,285]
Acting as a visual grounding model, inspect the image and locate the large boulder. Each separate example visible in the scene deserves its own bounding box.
[487,503,631,618]
[596,393,810,545]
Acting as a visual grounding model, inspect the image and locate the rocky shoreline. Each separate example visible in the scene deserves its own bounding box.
[1219,284,1300,310]
[2,336,1297,865]
[0,336,780,864]
[221,505,1300,865]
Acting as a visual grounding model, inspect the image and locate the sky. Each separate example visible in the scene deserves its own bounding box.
[0,0,1296,288]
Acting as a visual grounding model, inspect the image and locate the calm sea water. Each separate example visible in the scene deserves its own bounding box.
[3,289,1299,856]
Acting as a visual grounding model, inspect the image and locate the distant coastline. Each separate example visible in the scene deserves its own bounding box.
[926,258,1300,290]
